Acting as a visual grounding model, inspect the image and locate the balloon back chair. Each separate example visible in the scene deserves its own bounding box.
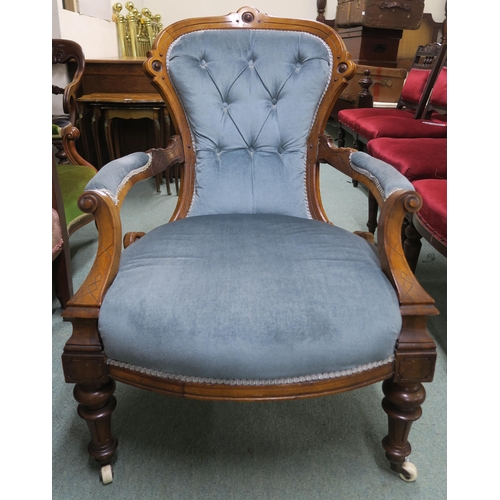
[52,39,85,164]
[61,7,438,485]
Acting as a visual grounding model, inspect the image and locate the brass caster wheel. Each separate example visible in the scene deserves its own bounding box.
[398,461,418,482]
[100,464,114,485]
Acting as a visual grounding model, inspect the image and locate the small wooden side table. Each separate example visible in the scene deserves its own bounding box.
[78,92,171,193]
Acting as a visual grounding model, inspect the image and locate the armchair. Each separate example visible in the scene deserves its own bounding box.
[61,7,438,485]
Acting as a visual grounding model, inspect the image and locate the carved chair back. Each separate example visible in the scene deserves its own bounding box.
[52,39,85,127]
[143,7,356,221]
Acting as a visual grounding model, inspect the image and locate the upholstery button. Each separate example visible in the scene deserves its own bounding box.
[222,102,228,108]
[271,98,277,105]
[278,147,284,154]
[248,60,254,67]
[248,147,254,153]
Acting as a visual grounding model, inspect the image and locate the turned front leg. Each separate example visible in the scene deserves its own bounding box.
[74,380,118,465]
[381,379,426,479]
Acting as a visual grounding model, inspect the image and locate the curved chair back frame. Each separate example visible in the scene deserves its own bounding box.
[143,6,356,222]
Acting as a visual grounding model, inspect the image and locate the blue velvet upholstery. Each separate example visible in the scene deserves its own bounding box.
[350,152,414,200]
[167,30,333,218]
[91,29,408,385]
[85,152,151,201]
[99,214,402,383]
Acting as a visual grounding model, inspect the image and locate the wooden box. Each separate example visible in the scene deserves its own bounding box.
[336,0,425,30]
[338,26,403,67]
[340,64,407,103]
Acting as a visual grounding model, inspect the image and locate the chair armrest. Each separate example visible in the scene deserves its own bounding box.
[349,151,414,200]
[85,136,184,209]
[317,135,413,206]
[62,136,185,319]
[317,135,438,316]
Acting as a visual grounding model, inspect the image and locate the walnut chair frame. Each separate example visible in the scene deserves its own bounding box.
[61,7,438,485]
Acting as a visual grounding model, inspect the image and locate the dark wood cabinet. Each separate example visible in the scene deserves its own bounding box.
[337,26,403,68]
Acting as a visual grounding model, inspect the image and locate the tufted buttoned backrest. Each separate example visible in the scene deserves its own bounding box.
[166,29,333,218]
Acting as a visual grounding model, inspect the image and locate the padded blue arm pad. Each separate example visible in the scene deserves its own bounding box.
[85,152,151,202]
[349,151,414,200]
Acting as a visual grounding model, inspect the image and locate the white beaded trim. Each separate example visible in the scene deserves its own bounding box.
[91,154,153,205]
[107,355,394,386]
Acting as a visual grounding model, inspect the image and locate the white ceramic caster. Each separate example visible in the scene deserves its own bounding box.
[399,461,418,482]
[100,464,113,485]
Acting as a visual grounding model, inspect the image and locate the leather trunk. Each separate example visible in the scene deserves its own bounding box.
[336,0,425,30]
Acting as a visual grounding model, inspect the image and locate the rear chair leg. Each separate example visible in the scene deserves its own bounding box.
[367,191,378,234]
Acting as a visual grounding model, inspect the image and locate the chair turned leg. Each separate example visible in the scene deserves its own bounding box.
[381,379,426,482]
[73,380,118,483]
[367,191,378,234]
[403,217,422,273]
[53,139,69,164]
[338,125,345,148]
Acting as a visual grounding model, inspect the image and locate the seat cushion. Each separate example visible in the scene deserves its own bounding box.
[413,179,447,245]
[355,115,447,140]
[367,138,447,181]
[338,108,414,132]
[99,214,402,383]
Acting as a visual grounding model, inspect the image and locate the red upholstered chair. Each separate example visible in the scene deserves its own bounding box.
[346,62,447,148]
[367,138,447,182]
[337,43,447,150]
[366,137,447,233]
[404,179,447,272]
[422,66,447,123]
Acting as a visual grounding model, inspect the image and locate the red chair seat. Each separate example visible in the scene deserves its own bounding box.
[338,107,415,132]
[355,116,447,140]
[413,179,447,246]
[367,138,447,181]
